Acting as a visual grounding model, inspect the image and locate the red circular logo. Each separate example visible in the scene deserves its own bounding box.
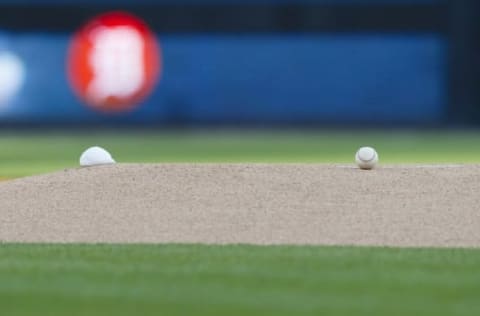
[67,11,161,112]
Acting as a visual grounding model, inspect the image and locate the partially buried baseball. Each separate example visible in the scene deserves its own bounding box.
[79,146,116,167]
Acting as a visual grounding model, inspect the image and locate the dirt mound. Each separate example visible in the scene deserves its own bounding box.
[0,163,479,247]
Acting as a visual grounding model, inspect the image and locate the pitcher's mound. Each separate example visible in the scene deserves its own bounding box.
[1,163,479,247]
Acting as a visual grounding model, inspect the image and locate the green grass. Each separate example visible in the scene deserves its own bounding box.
[1,244,479,316]
[1,130,480,177]
[2,130,480,315]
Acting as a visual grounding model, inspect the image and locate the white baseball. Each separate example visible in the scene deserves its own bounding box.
[355,146,378,170]
[79,146,116,167]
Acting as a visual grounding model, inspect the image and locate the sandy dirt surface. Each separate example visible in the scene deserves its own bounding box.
[0,163,479,247]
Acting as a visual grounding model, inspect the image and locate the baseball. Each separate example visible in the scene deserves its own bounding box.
[79,146,116,167]
[355,146,378,170]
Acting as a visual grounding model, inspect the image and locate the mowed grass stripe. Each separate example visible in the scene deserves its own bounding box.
[0,245,479,316]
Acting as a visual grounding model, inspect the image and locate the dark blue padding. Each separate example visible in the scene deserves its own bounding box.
[0,33,445,125]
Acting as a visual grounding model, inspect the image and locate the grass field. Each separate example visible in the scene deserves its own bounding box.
[1,129,480,178]
[1,244,479,316]
[1,130,480,315]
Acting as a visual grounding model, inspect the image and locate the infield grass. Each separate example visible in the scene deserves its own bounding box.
[1,129,480,177]
[1,244,479,316]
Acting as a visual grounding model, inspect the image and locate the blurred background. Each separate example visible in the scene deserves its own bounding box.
[1,0,480,177]
[3,0,480,126]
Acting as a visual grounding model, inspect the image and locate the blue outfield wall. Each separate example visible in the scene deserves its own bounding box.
[0,33,446,125]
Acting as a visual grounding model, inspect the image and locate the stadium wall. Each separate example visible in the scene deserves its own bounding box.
[0,33,445,125]
[0,0,475,126]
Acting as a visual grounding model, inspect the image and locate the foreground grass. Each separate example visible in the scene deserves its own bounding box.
[1,130,480,177]
[0,244,479,316]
